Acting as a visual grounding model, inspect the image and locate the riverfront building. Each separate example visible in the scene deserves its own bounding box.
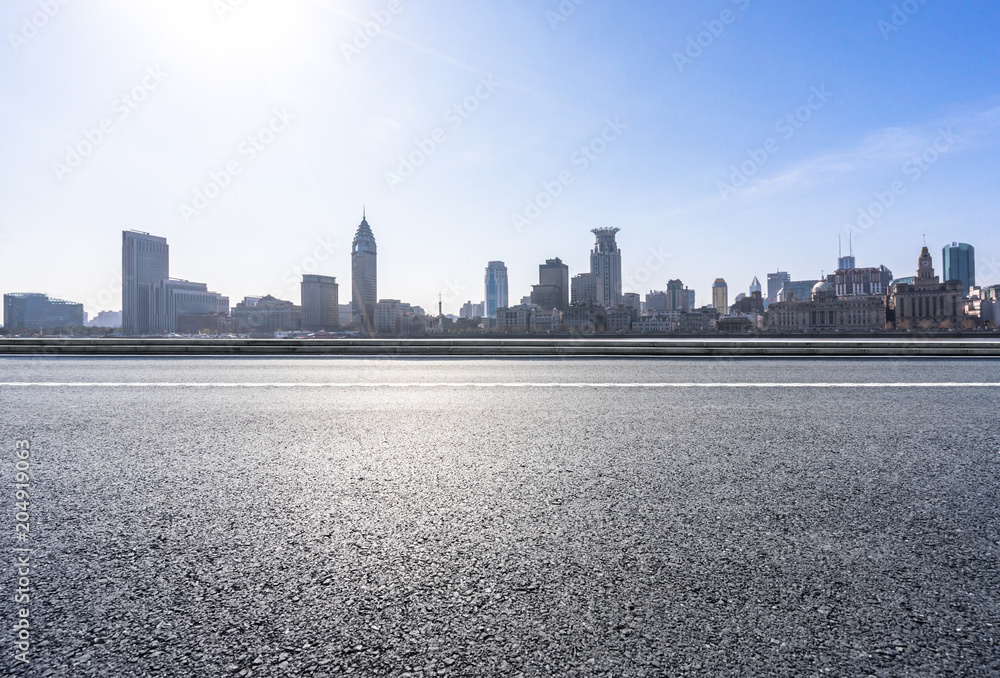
[351,211,378,332]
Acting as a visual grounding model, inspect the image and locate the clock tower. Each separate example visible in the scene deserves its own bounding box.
[916,246,937,283]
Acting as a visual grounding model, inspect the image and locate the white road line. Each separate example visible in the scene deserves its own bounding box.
[0,382,999,388]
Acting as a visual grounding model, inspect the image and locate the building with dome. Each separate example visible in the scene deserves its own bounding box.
[765,279,885,332]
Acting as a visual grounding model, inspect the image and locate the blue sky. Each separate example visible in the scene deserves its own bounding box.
[2,0,999,315]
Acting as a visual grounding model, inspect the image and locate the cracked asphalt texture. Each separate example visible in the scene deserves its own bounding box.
[1,357,999,677]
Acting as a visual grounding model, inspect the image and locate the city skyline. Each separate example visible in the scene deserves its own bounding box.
[2,1,999,316]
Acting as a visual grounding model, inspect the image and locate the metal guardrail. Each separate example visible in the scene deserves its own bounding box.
[2,338,1000,356]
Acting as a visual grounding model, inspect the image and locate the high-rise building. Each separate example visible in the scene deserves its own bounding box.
[571,273,604,306]
[942,242,975,294]
[666,279,692,311]
[749,276,762,295]
[122,230,169,335]
[623,292,641,313]
[301,274,339,331]
[766,271,790,306]
[3,293,85,330]
[712,278,729,313]
[590,228,622,307]
[485,261,509,317]
[158,279,229,333]
[351,210,378,332]
[537,258,569,310]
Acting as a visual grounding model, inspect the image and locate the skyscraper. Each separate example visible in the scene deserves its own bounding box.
[351,210,377,332]
[537,257,569,310]
[749,276,762,295]
[766,271,790,305]
[590,228,622,307]
[301,274,339,331]
[485,261,509,317]
[942,242,975,293]
[712,278,729,314]
[122,230,169,335]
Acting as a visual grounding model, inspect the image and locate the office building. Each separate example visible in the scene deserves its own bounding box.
[645,290,669,313]
[766,271,790,306]
[667,279,692,311]
[485,261,509,318]
[537,258,569,310]
[571,273,604,306]
[529,285,562,310]
[158,279,229,333]
[776,279,820,303]
[711,278,728,313]
[301,274,339,331]
[351,211,378,332]
[942,242,975,294]
[3,293,84,330]
[623,292,641,313]
[590,228,622,307]
[122,230,169,335]
[749,276,762,296]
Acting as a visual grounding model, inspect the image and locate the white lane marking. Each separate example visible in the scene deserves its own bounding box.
[0,382,999,388]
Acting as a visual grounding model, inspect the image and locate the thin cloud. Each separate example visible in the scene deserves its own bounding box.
[742,102,1000,198]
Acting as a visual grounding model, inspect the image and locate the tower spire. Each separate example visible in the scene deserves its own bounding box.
[363,205,366,220]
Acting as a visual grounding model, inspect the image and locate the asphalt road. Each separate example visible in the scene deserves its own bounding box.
[1,358,999,677]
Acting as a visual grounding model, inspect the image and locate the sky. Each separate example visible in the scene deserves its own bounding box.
[2,0,999,316]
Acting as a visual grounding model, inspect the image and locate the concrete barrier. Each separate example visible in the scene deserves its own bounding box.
[2,338,1000,357]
